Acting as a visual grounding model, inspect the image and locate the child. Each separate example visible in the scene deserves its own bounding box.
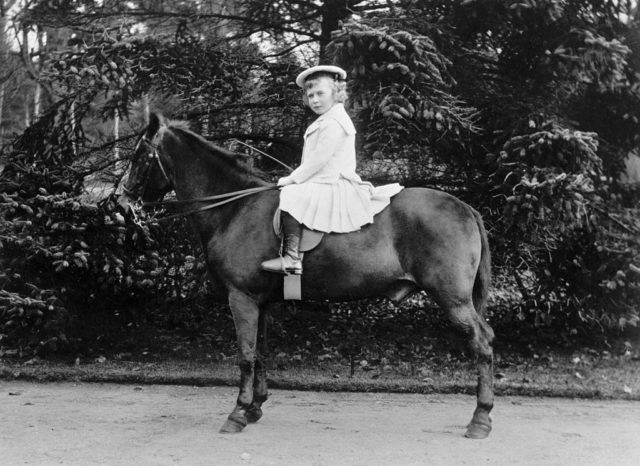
[261,65,402,275]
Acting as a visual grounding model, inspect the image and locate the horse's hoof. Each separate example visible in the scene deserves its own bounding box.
[465,422,492,439]
[246,407,263,423]
[219,413,248,434]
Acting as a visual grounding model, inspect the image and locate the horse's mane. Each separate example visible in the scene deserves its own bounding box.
[164,120,266,181]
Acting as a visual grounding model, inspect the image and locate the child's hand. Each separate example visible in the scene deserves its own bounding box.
[277,176,294,186]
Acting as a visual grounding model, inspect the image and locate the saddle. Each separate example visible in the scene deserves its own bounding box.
[273,209,324,252]
[273,209,325,300]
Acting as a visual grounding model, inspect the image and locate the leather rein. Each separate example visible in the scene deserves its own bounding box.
[128,135,281,222]
[145,186,280,222]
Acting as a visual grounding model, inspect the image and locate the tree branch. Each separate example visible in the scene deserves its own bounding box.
[262,38,318,59]
[0,67,17,85]
[590,203,640,235]
[24,9,323,40]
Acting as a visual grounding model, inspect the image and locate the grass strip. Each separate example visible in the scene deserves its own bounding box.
[2,357,638,400]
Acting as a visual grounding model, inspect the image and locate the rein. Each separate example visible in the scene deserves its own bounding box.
[143,185,280,222]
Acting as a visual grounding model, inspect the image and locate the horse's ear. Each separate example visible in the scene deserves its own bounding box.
[146,113,164,138]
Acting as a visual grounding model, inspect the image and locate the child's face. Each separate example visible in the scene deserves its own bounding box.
[305,77,337,115]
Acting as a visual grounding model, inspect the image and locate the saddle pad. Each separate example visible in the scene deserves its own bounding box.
[273,209,324,252]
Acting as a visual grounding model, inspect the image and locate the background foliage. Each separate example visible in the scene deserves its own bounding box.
[1,0,639,357]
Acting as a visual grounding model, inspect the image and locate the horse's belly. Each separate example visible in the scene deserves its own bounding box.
[299,230,410,301]
[300,272,416,302]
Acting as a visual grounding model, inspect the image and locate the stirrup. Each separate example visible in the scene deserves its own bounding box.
[284,258,303,275]
[261,255,302,275]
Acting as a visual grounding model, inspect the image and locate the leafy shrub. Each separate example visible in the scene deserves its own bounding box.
[0,157,208,356]
[489,185,640,341]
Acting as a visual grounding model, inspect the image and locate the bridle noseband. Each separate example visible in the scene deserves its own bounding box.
[123,134,172,198]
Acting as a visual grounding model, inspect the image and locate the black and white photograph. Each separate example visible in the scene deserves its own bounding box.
[1,1,639,464]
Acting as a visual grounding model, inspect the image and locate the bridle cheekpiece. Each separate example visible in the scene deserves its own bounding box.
[123,133,172,199]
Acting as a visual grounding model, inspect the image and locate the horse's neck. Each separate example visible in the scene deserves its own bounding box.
[171,152,267,239]
[171,143,263,201]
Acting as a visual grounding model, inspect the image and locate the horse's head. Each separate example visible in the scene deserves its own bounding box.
[120,113,174,208]
[119,112,269,214]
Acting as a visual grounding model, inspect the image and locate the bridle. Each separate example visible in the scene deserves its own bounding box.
[144,136,172,186]
[122,134,171,199]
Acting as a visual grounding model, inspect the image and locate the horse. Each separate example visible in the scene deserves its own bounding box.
[120,113,496,439]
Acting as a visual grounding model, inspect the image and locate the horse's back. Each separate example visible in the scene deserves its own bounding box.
[301,187,483,300]
[328,186,481,249]
[389,187,482,245]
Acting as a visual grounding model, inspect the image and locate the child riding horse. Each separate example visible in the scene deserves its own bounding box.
[261,65,402,275]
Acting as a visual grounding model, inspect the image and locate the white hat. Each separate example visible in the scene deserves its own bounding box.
[295,65,347,88]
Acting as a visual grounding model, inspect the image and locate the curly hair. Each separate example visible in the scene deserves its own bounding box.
[301,73,348,106]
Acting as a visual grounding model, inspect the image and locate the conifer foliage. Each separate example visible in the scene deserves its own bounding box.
[1,1,639,355]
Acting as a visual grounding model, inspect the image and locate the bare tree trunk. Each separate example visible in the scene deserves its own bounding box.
[0,0,19,142]
[21,26,35,124]
[70,100,77,156]
[33,82,41,120]
[319,0,351,62]
[144,93,150,122]
[24,98,30,127]
[33,25,47,119]
[20,22,53,120]
[113,109,128,189]
[0,83,5,143]
[0,11,5,143]
[114,111,120,159]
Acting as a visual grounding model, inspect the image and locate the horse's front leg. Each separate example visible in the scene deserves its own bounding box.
[246,307,269,424]
[220,289,260,433]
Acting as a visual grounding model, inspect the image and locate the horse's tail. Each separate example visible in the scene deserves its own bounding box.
[471,208,491,316]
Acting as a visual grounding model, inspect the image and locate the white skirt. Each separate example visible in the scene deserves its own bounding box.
[279,178,403,233]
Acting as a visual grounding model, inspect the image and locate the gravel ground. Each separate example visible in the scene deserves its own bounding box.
[1,380,640,465]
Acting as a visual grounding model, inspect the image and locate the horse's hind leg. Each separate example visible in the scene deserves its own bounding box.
[246,308,269,423]
[220,289,260,433]
[445,301,495,439]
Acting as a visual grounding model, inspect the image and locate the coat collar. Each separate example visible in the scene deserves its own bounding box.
[315,103,356,135]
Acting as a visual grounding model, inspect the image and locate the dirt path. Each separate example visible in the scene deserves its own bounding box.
[1,381,639,465]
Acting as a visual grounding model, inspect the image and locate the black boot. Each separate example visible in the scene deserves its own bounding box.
[261,213,303,275]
